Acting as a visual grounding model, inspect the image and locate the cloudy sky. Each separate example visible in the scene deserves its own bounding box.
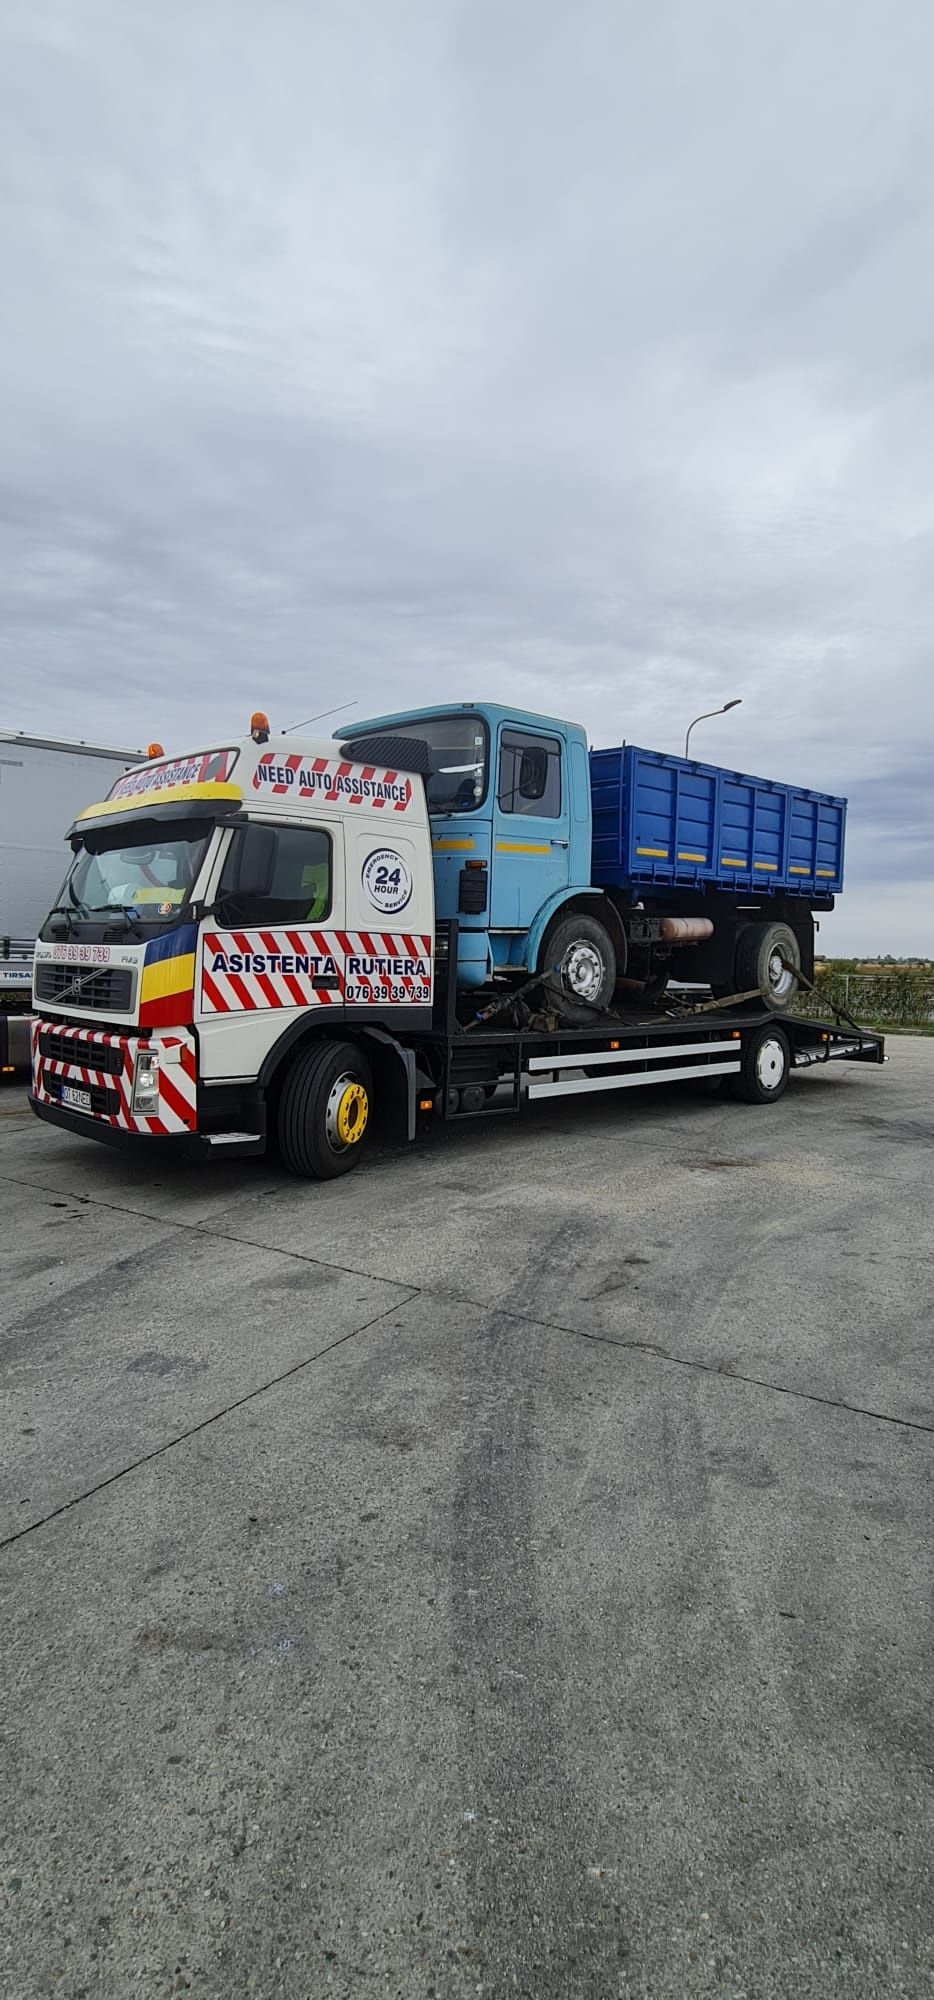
[2,1,932,952]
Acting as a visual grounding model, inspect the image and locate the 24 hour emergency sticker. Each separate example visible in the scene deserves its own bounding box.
[362,848,413,916]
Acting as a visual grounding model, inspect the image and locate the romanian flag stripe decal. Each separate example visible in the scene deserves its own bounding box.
[138,923,198,1028]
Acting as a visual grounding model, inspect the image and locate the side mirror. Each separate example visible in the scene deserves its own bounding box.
[233,824,277,899]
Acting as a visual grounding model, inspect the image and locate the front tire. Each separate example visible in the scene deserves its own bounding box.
[731,1024,791,1103]
[277,1040,373,1179]
[539,911,617,1021]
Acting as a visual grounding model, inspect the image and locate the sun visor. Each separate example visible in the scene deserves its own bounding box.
[339,733,431,775]
[69,781,243,841]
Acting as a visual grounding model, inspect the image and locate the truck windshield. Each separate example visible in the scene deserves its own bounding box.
[396,714,488,814]
[41,821,211,940]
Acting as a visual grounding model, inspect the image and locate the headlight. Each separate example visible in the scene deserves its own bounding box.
[132,1050,161,1114]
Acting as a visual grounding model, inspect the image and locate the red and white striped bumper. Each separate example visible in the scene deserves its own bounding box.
[31,1018,198,1137]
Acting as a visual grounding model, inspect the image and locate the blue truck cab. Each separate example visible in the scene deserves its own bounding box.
[344,703,845,1013]
[344,703,603,990]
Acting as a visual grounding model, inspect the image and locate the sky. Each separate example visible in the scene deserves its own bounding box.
[1,0,932,954]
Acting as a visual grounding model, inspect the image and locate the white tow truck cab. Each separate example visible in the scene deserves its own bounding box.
[30,717,438,1173]
[30,714,885,1179]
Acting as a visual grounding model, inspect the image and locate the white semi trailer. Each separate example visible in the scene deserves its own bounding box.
[0,732,142,1070]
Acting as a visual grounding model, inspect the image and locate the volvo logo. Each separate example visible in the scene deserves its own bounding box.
[56,967,104,1003]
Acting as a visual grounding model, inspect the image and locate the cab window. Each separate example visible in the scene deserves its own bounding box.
[219,825,332,926]
[498,731,562,818]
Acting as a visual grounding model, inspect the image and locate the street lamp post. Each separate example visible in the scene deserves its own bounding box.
[684,699,742,760]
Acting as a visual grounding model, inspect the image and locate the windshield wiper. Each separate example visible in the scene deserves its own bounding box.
[42,901,149,941]
[78,903,150,943]
[43,902,83,937]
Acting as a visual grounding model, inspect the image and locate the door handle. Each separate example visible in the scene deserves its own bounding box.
[550,838,569,847]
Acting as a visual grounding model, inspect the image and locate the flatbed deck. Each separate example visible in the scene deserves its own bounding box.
[425,924,884,1123]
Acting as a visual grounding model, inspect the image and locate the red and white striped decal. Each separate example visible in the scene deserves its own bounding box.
[109,747,235,803]
[199,928,433,1014]
[251,752,413,813]
[32,1020,197,1136]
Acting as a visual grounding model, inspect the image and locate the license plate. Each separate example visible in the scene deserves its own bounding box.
[62,1084,92,1112]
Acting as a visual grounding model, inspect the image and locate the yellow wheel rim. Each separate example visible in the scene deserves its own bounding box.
[334,1079,368,1146]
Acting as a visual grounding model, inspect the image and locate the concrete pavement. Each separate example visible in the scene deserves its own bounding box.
[1,1039,931,1998]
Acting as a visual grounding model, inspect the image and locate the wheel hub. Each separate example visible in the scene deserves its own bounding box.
[755,1037,786,1090]
[326,1074,369,1150]
[767,948,796,1001]
[560,941,603,1003]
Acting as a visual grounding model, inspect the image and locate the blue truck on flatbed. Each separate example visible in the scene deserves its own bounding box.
[345,702,846,1015]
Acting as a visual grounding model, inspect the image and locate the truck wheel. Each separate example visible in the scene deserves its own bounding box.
[736,921,801,1010]
[539,912,617,1021]
[277,1040,373,1179]
[731,1024,791,1103]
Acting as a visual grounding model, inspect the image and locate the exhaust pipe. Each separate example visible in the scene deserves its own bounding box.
[657,916,714,944]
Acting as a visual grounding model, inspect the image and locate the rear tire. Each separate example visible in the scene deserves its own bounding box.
[277,1039,373,1179]
[731,1024,791,1104]
[736,921,801,1011]
[538,911,617,1022]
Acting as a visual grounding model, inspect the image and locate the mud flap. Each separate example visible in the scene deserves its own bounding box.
[361,1026,418,1141]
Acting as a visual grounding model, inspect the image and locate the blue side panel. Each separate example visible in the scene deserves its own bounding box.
[590,746,846,897]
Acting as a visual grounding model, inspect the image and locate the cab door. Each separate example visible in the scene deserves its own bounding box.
[491,725,570,937]
[197,816,345,1078]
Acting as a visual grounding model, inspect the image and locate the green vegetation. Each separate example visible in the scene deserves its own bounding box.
[797,960,934,1030]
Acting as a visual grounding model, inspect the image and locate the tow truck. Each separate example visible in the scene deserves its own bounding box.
[29,708,884,1177]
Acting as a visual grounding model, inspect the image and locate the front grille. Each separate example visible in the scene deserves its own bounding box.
[39,1029,126,1076]
[50,1077,120,1117]
[34,963,134,1012]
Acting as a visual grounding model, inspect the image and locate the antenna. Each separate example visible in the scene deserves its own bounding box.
[282,699,357,734]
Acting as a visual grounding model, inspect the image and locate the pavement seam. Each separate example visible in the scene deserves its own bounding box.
[2,1169,932,1444]
[549,1329,934,1435]
[0,1291,416,1554]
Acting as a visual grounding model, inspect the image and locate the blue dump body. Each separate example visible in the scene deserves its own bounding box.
[589,745,846,898]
